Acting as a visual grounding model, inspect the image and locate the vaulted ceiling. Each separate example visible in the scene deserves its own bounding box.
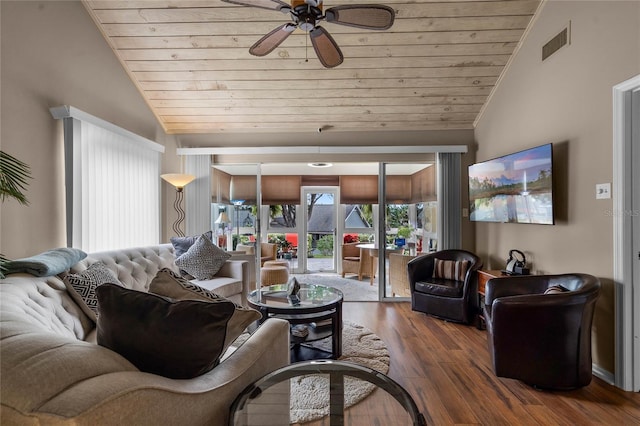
[82,0,541,135]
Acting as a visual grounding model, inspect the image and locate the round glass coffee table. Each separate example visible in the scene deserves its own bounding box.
[229,360,427,426]
[247,284,343,361]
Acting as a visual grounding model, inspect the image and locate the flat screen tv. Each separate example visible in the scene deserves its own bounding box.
[468,143,554,224]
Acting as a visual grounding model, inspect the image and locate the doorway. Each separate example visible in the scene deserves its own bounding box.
[303,187,338,273]
[612,74,640,391]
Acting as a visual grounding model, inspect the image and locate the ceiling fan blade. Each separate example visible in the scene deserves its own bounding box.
[325,5,395,30]
[249,23,296,57]
[221,0,290,12]
[309,26,343,68]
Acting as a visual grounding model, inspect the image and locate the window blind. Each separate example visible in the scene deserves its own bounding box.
[185,155,211,236]
[438,152,462,249]
[51,106,164,252]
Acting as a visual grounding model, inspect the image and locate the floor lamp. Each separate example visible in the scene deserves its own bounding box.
[161,173,195,237]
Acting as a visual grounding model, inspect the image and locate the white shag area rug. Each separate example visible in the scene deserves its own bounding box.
[289,321,390,424]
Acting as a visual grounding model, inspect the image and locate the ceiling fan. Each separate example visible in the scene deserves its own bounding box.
[222,0,395,68]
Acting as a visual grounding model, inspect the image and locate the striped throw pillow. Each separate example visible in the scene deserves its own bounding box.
[432,258,470,281]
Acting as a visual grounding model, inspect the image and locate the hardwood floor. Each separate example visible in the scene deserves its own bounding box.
[299,301,640,425]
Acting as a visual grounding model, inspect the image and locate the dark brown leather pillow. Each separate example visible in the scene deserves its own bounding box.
[96,283,235,379]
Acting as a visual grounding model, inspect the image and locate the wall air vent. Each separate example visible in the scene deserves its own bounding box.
[542,23,570,61]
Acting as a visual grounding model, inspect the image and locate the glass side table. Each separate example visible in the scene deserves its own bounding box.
[229,360,426,426]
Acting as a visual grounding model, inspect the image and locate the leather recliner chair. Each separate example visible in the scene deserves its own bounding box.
[407,249,482,324]
[484,273,601,389]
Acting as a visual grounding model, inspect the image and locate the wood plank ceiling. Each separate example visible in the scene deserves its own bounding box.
[82,0,541,134]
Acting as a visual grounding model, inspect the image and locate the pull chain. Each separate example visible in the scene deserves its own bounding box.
[305,30,309,63]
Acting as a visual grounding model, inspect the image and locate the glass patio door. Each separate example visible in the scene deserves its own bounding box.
[381,162,438,300]
[303,188,338,273]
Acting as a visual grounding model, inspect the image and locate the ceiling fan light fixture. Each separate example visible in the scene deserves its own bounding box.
[292,0,321,8]
[222,0,394,68]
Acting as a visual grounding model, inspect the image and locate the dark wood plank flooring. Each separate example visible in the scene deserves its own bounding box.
[298,301,640,425]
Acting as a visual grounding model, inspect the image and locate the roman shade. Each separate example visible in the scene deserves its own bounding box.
[262,175,302,205]
[230,175,257,204]
[212,168,231,204]
[385,175,412,203]
[411,165,436,203]
[340,175,378,204]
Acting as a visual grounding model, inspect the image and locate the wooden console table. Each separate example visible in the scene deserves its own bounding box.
[476,269,506,330]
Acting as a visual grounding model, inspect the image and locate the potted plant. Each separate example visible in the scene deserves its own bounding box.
[395,225,414,248]
[0,151,32,278]
[280,239,292,253]
[396,225,414,239]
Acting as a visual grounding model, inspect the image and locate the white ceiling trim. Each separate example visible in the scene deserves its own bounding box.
[177,145,467,156]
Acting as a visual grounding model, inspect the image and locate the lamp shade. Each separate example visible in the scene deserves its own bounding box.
[215,212,230,224]
[161,173,195,189]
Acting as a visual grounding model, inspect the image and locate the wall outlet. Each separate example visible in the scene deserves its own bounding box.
[596,183,611,199]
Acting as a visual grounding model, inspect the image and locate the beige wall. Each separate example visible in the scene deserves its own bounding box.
[474,0,640,375]
[0,1,170,258]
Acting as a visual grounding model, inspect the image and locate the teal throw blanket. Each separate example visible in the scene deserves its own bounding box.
[4,248,87,277]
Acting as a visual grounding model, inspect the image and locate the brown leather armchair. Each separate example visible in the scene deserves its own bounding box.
[407,249,482,324]
[484,273,600,389]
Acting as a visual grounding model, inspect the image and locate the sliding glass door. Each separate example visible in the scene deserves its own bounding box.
[381,162,438,300]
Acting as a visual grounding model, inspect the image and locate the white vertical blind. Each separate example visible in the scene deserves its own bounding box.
[51,106,164,252]
[185,155,212,236]
[438,152,462,250]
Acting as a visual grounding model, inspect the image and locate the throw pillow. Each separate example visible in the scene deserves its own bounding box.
[170,230,213,257]
[175,234,231,280]
[544,284,570,295]
[149,269,261,351]
[63,261,123,322]
[96,283,235,379]
[432,258,470,281]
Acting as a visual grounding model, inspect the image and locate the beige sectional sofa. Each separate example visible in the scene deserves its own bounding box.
[0,244,290,425]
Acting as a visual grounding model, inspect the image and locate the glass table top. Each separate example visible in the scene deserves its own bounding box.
[248,283,343,310]
[230,360,426,426]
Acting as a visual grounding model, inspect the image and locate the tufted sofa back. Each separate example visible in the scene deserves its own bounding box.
[0,274,139,417]
[70,244,179,292]
[0,244,183,416]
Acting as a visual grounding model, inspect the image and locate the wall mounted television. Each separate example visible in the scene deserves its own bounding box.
[468,143,554,224]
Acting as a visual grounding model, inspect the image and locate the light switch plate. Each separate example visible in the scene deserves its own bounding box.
[596,183,611,199]
[462,208,469,217]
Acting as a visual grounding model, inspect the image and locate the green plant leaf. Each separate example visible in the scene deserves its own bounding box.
[0,254,9,279]
[0,150,32,205]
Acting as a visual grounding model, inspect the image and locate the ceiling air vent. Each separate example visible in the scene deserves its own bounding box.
[542,23,570,61]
